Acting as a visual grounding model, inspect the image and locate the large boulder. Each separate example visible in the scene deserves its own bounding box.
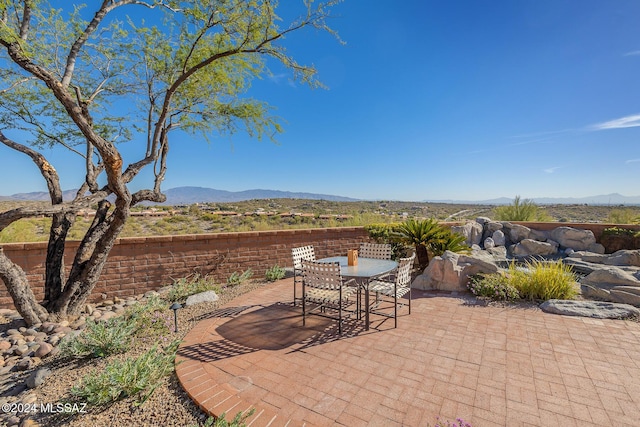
[550,226,596,251]
[503,223,531,244]
[412,250,499,292]
[540,300,640,319]
[610,288,640,306]
[451,221,484,247]
[567,251,608,264]
[603,249,640,267]
[580,266,640,306]
[582,266,640,288]
[512,239,559,257]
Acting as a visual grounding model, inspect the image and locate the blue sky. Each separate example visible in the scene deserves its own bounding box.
[2,0,640,201]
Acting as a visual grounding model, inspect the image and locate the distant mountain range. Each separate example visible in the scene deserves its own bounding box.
[425,193,640,205]
[3,188,640,206]
[0,186,359,204]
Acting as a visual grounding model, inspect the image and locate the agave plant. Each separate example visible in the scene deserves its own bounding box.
[393,218,445,270]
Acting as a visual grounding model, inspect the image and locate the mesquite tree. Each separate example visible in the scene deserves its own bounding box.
[0,0,341,325]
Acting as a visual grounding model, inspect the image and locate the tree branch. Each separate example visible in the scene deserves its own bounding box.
[0,130,63,204]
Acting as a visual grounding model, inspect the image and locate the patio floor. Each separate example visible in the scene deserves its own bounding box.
[176,278,640,427]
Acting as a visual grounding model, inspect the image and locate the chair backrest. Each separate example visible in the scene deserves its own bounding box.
[301,260,342,290]
[292,245,316,270]
[395,253,416,287]
[359,243,392,260]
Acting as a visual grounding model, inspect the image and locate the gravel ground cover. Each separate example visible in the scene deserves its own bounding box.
[0,280,264,427]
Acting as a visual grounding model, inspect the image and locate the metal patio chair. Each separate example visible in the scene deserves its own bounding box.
[301,259,357,335]
[291,245,316,305]
[367,253,415,328]
[359,242,393,260]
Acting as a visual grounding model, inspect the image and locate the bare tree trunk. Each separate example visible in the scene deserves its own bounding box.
[50,200,129,316]
[44,212,75,306]
[0,248,48,324]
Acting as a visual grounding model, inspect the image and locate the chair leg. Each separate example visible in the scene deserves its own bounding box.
[394,283,398,328]
[302,283,306,326]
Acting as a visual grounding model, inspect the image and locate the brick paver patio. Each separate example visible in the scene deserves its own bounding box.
[176,278,640,426]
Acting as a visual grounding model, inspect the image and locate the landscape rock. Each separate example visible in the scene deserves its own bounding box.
[484,237,495,249]
[98,311,117,322]
[185,290,219,306]
[610,289,640,306]
[451,221,484,246]
[512,239,559,257]
[540,299,640,319]
[504,223,531,244]
[528,229,548,241]
[34,343,53,358]
[26,368,51,389]
[412,250,499,292]
[568,251,608,263]
[476,217,492,225]
[587,243,606,254]
[603,249,640,267]
[582,267,640,288]
[492,230,506,246]
[486,246,508,258]
[550,226,596,251]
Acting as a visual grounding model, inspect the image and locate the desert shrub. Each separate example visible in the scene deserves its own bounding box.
[265,265,286,282]
[123,294,174,338]
[493,195,551,222]
[602,226,639,237]
[468,274,519,301]
[166,274,218,303]
[607,208,639,224]
[69,340,179,407]
[227,269,253,286]
[60,317,136,358]
[507,260,578,301]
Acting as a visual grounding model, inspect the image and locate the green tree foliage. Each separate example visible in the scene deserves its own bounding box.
[493,195,551,222]
[0,0,342,325]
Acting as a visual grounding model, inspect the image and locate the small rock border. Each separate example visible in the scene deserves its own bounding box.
[0,281,264,427]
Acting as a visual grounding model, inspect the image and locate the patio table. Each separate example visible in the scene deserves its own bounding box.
[317,256,398,330]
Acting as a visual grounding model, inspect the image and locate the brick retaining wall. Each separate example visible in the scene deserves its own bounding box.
[1,222,637,309]
[0,227,369,308]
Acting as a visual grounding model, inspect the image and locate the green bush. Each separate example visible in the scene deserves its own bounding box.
[123,294,174,338]
[607,208,639,224]
[265,265,286,282]
[393,218,446,270]
[506,260,578,301]
[430,229,470,257]
[60,317,137,358]
[227,269,253,286]
[602,226,639,237]
[468,274,519,301]
[166,274,218,303]
[493,195,551,222]
[70,340,180,407]
[364,223,406,260]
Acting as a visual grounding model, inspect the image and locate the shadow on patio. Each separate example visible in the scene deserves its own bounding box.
[176,277,640,427]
